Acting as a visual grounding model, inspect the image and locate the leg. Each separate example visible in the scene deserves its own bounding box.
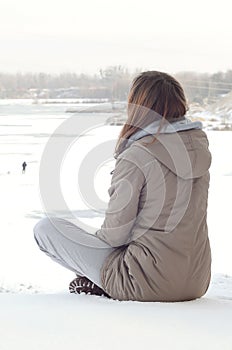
[33,217,115,288]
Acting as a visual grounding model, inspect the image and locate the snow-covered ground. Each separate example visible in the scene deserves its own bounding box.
[0,101,232,349]
[0,286,232,350]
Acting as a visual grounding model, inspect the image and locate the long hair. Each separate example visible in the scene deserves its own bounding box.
[115,71,188,155]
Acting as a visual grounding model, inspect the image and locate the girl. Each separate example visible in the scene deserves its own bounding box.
[34,71,211,302]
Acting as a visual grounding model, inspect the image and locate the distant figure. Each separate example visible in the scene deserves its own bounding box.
[22,161,27,174]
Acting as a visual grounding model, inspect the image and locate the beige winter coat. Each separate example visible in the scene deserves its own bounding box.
[95,129,212,302]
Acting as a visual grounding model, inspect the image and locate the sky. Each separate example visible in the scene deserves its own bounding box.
[0,0,231,75]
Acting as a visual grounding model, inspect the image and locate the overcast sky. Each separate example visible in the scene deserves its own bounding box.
[0,0,231,74]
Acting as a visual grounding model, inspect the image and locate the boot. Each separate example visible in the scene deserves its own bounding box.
[69,276,110,298]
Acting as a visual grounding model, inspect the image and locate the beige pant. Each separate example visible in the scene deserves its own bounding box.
[33,217,115,288]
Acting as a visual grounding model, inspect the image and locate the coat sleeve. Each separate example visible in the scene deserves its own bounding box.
[95,157,145,247]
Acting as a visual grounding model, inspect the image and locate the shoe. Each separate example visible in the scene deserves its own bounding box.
[69,276,110,298]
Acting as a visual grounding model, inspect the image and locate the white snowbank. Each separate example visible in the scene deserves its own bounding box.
[1,274,232,350]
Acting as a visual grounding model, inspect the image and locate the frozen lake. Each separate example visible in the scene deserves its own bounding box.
[0,100,231,292]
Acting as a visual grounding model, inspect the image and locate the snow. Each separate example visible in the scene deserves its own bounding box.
[0,102,232,349]
[0,280,232,350]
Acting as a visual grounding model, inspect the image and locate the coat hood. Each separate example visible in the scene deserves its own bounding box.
[135,129,211,179]
[115,117,211,180]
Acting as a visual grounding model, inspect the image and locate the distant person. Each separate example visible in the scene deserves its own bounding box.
[33,71,211,302]
[22,161,27,174]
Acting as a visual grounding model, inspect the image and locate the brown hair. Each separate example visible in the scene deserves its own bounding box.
[115,71,188,155]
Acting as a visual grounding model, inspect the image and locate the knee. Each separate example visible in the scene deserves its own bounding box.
[33,217,52,247]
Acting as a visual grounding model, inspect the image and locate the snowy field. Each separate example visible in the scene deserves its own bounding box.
[0,100,232,349]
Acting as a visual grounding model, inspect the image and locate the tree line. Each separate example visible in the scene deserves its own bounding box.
[0,66,232,103]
